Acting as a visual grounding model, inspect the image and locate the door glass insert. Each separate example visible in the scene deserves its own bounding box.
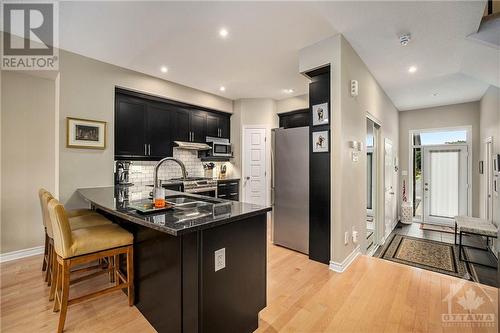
[429,150,460,218]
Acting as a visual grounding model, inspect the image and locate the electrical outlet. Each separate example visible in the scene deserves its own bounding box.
[344,232,349,245]
[352,230,358,243]
[214,248,226,272]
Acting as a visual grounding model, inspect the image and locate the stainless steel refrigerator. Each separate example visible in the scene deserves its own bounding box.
[271,127,309,254]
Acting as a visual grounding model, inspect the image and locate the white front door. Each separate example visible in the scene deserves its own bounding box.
[384,138,395,237]
[423,145,468,226]
[243,127,267,206]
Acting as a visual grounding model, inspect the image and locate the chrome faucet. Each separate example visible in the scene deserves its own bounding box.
[153,157,187,188]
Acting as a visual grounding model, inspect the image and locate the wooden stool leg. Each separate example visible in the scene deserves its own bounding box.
[108,256,115,283]
[42,232,48,272]
[47,243,53,286]
[44,242,52,283]
[126,246,134,306]
[114,254,119,286]
[53,260,61,312]
[49,248,58,301]
[57,259,70,333]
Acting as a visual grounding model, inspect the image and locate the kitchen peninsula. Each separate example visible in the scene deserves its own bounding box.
[78,186,270,333]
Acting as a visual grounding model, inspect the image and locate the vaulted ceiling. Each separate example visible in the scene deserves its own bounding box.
[58,1,498,110]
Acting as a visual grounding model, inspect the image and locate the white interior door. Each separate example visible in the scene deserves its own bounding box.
[423,145,468,226]
[384,138,395,237]
[243,127,267,206]
[484,140,493,222]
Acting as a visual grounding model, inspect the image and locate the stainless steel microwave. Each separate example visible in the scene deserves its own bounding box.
[206,137,232,157]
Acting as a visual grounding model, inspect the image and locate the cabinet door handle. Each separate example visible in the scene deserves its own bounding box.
[144,144,147,155]
[148,144,151,155]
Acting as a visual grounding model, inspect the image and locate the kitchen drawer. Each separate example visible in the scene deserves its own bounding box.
[217,182,239,193]
[218,192,239,201]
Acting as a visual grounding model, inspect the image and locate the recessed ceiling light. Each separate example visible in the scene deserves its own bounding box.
[219,86,226,92]
[408,66,417,73]
[160,66,168,73]
[283,89,294,94]
[219,28,228,38]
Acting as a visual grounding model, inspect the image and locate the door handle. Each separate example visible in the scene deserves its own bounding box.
[246,176,250,180]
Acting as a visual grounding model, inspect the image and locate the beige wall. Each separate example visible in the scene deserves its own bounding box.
[58,50,233,208]
[231,99,278,204]
[276,94,309,114]
[1,72,56,253]
[479,85,500,227]
[338,36,399,261]
[398,102,481,217]
[299,35,399,264]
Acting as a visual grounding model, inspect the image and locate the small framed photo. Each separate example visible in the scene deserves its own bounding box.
[312,102,329,126]
[67,117,106,149]
[312,130,329,153]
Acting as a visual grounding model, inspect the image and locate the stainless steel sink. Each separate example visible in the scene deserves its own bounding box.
[166,195,219,207]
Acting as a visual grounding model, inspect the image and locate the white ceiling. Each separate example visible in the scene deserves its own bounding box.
[58,1,498,110]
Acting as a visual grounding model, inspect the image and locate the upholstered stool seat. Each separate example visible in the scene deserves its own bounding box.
[64,224,133,258]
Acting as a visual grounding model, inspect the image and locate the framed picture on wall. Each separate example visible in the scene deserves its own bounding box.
[312,102,329,126]
[312,130,329,153]
[67,117,107,149]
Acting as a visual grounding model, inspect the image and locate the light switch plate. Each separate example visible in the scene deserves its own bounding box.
[214,248,226,272]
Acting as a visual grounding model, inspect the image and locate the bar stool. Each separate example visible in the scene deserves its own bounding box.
[48,198,134,333]
[39,190,113,291]
[38,189,96,277]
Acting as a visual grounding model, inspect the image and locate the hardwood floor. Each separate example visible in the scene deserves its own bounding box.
[1,228,497,333]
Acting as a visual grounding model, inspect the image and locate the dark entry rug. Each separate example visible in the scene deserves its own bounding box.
[379,234,475,281]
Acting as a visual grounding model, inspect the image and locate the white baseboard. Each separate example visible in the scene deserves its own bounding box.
[0,246,44,263]
[329,245,361,273]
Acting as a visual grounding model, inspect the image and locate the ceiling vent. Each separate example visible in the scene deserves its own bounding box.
[399,33,412,46]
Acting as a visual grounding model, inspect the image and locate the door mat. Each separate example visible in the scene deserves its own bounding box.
[380,234,475,281]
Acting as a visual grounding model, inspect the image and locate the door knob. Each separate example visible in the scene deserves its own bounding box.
[246,176,250,180]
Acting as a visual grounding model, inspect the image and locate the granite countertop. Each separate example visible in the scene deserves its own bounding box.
[77,185,270,236]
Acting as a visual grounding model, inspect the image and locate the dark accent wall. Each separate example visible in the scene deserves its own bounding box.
[308,66,331,264]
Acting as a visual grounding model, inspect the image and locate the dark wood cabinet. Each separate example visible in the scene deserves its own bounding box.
[278,109,309,129]
[115,89,231,160]
[189,110,206,143]
[115,95,147,157]
[147,104,173,158]
[171,108,190,142]
[217,179,240,201]
[207,113,230,139]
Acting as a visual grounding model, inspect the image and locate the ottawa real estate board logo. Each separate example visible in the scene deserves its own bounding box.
[2,1,59,70]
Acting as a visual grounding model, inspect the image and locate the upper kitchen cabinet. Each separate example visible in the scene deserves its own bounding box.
[115,88,231,160]
[206,113,230,139]
[116,92,173,160]
[189,109,207,143]
[147,103,173,158]
[115,94,147,157]
[171,108,191,142]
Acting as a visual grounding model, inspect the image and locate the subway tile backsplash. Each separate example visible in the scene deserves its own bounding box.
[127,149,204,186]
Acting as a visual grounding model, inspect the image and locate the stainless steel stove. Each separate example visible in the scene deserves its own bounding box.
[171,177,218,197]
